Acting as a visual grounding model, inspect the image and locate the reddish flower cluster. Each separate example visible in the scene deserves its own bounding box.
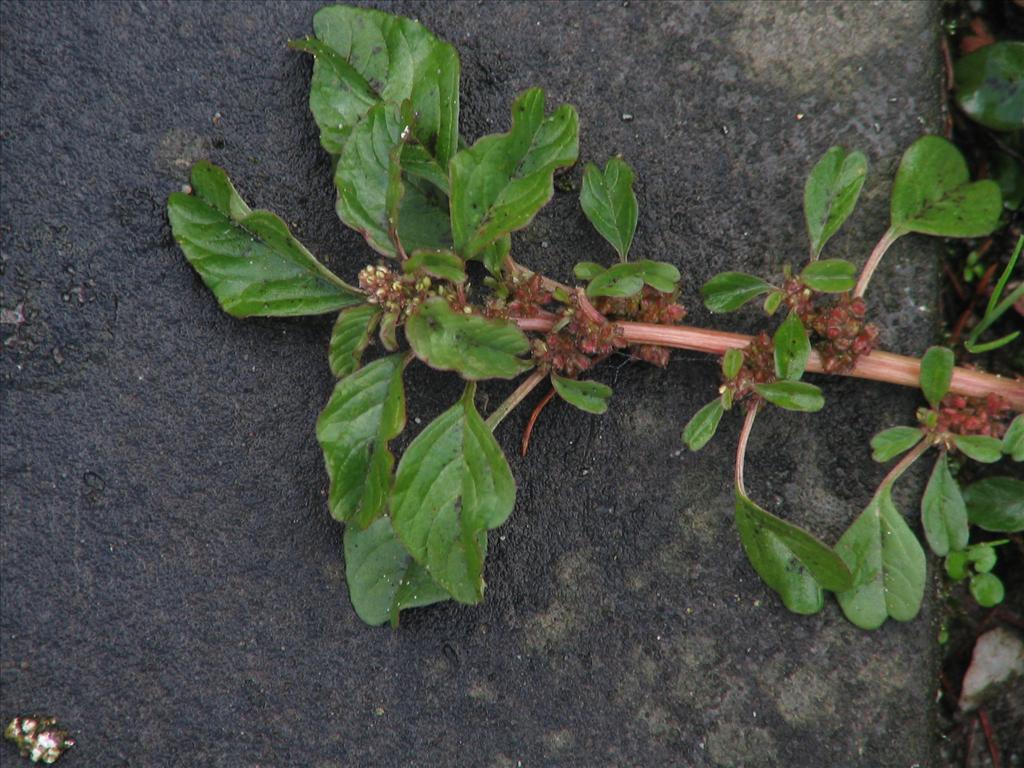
[595,286,688,368]
[784,279,879,373]
[507,273,552,318]
[723,332,776,403]
[931,392,1012,438]
[534,298,626,376]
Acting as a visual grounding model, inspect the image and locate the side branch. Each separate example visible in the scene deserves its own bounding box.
[515,316,1024,411]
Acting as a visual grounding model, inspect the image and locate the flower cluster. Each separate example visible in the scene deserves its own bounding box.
[4,716,75,765]
[534,298,626,376]
[784,279,879,373]
[722,332,776,403]
[595,286,688,367]
[930,392,1012,439]
[358,264,453,320]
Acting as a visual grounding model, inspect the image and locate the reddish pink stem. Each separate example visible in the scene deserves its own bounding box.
[515,316,1024,411]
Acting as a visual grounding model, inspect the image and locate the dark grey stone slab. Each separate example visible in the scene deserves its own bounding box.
[2,2,941,766]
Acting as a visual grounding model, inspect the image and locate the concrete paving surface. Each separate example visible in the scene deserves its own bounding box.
[2,2,944,766]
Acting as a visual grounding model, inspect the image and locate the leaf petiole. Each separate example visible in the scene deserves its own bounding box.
[485,370,548,431]
[854,225,902,298]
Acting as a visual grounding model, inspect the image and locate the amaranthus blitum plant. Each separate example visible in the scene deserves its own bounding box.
[167,5,1024,628]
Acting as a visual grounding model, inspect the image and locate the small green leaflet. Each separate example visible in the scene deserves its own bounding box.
[804,147,868,258]
[405,298,533,380]
[403,249,467,283]
[835,486,927,630]
[953,434,1003,463]
[580,156,638,262]
[329,304,381,377]
[167,162,363,317]
[1003,414,1024,461]
[970,572,1005,607]
[335,101,452,259]
[773,314,809,381]
[800,259,857,293]
[921,452,968,556]
[290,6,460,163]
[586,260,680,298]
[722,349,744,379]
[682,398,724,451]
[754,381,824,412]
[734,491,853,614]
[574,261,607,281]
[890,136,1002,238]
[391,384,516,604]
[450,88,579,259]
[870,426,924,463]
[344,516,450,626]
[317,354,407,529]
[963,477,1024,533]
[954,41,1024,133]
[551,374,613,415]
[701,272,773,313]
[918,346,954,407]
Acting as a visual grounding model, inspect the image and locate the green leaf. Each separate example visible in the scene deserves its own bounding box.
[734,491,853,613]
[919,346,954,407]
[682,398,724,451]
[587,260,680,298]
[580,156,638,261]
[574,261,607,281]
[953,434,1003,464]
[963,477,1024,532]
[168,162,363,317]
[290,6,460,164]
[921,453,969,556]
[329,304,381,378]
[450,88,579,258]
[551,374,612,415]
[890,136,1002,238]
[773,314,810,381]
[1002,414,1024,461]
[954,41,1024,132]
[403,249,467,283]
[722,349,744,379]
[635,260,681,292]
[317,354,407,529]
[799,259,857,293]
[344,516,450,626]
[945,550,969,581]
[479,235,512,278]
[754,381,824,412]
[335,101,452,259]
[391,385,516,604]
[870,426,925,463]
[835,486,927,629]
[763,290,783,315]
[701,272,773,313]
[969,545,998,573]
[804,147,868,257]
[405,297,533,380]
[970,572,1005,607]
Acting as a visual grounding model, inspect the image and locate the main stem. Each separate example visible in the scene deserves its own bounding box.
[515,316,1024,411]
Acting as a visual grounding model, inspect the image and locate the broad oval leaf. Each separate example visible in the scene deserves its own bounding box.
[551,374,612,415]
[919,346,954,407]
[403,249,466,283]
[405,297,533,380]
[586,262,644,298]
[970,572,1005,607]
[954,41,1024,133]
[682,397,724,451]
[580,156,638,261]
[870,426,925,463]
[835,486,927,629]
[335,101,452,259]
[754,381,824,412]
[291,6,460,164]
[391,385,516,604]
[167,162,363,317]
[890,136,1002,238]
[773,313,810,381]
[344,515,450,626]
[635,260,682,292]
[804,147,868,257]
[800,259,857,293]
[701,272,772,313]
[573,261,607,281]
[329,304,381,378]
[963,477,1024,533]
[1001,414,1024,461]
[953,434,1004,464]
[316,354,407,529]
[450,88,579,259]
[921,452,969,556]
